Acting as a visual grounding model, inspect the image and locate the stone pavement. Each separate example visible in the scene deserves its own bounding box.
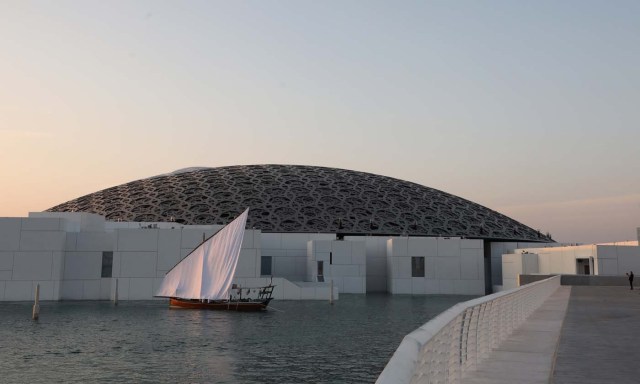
[461,286,571,384]
[552,286,640,384]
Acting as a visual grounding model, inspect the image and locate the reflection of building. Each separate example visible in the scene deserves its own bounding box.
[0,165,561,301]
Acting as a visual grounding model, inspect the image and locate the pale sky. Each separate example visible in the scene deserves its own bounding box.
[1,1,639,244]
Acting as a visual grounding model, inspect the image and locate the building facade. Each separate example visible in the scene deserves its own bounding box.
[0,212,492,301]
[501,240,640,289]
[1,165,560,301]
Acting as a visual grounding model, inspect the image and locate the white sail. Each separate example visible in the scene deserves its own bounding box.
[155,208,249,300]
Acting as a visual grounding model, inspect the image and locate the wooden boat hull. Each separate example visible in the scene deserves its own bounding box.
[169,297,272,311]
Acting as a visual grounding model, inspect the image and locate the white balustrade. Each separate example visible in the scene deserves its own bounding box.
[376,275,561,384]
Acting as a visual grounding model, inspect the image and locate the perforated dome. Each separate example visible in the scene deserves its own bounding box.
[47,165,550,241]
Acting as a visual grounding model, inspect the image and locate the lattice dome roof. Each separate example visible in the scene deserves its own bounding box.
[47,165,551,241]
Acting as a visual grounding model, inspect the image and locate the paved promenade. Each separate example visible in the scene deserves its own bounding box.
[461,285,640,384]
[552,286,640,384]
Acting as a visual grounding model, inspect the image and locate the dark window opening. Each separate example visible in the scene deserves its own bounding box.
[261,256,272,276]
[317,261,325,282]
[101,251,113,278]
[411,256,425,277]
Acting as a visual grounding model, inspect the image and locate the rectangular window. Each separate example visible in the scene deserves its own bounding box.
[411,256,425,277]
[101,251,113,278]
[261,256,272,276]
[317,260,325,282]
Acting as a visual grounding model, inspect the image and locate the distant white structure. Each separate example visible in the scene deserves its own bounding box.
[0,212,489,301]
[500,240,640,290]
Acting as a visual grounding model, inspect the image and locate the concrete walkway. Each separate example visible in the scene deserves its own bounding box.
[552,286,640,384]
[459,285,640,383]
[461,286,571,384]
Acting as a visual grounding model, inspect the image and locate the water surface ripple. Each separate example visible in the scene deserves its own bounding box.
[0,294,471,383]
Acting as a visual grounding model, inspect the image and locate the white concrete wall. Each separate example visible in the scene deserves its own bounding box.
[0,217,67,301]
[490,241,557,286]
[513,244,595,275]
[502,245,595,290]
[501,254,520,290]
[502,253,540,290]
[522,253,539,274]
[30,212,106,233]
[596,240,639,246]
[501,243,640,288]
[261,232,335,282]
[9,212,606,301]
[387,237,484,295]
[345,236,390,292]
[61,230,114,300]
[0,213,336,302]
[596,245,640,275]
[308,240,366,293]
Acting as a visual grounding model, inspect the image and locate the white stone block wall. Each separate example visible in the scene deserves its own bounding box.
[502,253,541,290]
[1,214,344,301]
[500,243,640,284]
[345,236,390,292]
[0,218,25,251]
[262,232,335,282]
[387,237,484,295]
[490,241,558,286]
[156,229,182,272]
[30,212,107,233]
[111,227,159,300]
[0,218,68,301]
[235,248,261,278]
[614,246,640,274]
[16,212,638,302]
[308,240,366,293]
[514,244,596,276]
[60,229,115,300]
[522,253,539,275]
[596,245,640,275]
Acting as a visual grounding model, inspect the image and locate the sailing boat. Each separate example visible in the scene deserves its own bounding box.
[155,208,274,311]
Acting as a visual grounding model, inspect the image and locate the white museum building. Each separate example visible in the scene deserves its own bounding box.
[0,165,637,301]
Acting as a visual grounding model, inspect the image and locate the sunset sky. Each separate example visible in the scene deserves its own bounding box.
[1,1,638,244]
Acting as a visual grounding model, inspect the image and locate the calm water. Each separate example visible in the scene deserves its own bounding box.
[0,294,472,383]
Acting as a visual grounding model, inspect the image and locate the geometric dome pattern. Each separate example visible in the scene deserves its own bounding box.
[47,165,551,242]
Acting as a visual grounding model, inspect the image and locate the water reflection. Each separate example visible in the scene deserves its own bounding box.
[0,294,472,383]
